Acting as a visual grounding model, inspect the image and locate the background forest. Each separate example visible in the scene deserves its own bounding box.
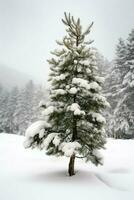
[0,28,134,139]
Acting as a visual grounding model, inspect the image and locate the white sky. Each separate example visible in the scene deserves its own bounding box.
[0,0,134,83]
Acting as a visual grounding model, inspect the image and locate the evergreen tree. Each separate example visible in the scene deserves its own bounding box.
[32,85,47,121]
[0,85,4,132]
[13,81,45,135]
[95,52,113,138]
[108,39,127,110]
[5,87,19,133]
[24,80,36,124]
[104,38,128,138]
[123,29,134,88]
[95,49,110,78]
[0,80,45,134]
[12,88,26,134]
[117,29,134,138]
[116,38,127,83]
[24,13,109,176]
[106,31,134,139]
[13,81,35,135]
[0,88,9,133]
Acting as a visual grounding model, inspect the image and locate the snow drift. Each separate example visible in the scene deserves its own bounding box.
[0,133,134,200]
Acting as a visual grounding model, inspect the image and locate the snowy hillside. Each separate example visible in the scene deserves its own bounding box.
[0,65,32,90]
[0,134,134,200]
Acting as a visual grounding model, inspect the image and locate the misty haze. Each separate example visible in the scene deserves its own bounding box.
[0,1,134,200]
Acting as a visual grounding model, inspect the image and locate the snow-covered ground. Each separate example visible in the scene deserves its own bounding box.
[0,134,134,200]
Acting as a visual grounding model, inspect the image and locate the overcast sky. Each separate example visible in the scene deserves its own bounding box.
[0,0,134,83]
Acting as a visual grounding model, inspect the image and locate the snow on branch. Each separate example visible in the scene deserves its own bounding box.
[69,87,78,94]
[43,133,60,149]
[67,103,85,116]
[42,106,55,116]
[93,94,110,107]
[24,120,51,148]
[89,112,106,124]
[53,74,68,81]
[52,89,66,96]
[59,142,81,157]
[94,76,105,84]
[72,78,101,91]
[25,120,51,138]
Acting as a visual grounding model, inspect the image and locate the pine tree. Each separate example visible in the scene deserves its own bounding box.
[13,81,35,135]
[104,38,129,138]
[24,80,36,124]
[118,29,134,138]
[106,31,134,139]
[24,13,108,176]
[95,49,110,78]
[123,29,134,88]
[5,87,19,133]
[109,39,127,108]
[32,85,47,121]
[95,51,113,138]
[116,38,127,83]
[0,88,9,133]
[12,87,26,135]
[0,84,5,132]
[12,81,45,135]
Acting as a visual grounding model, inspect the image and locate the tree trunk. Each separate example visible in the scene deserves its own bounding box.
[68,36,78,177]
[72,94,77,141]
[68,153,75,176]
[72,116,77,141]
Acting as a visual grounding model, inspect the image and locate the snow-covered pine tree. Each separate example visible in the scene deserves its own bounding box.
[5,87,19,133]
[24,13,109,176]
[95,49,110,78]
[123,29,134,89]
[23,80,36,124]
[106,31,134,139]
[116,38,127,83]
[12,87,26,135]
[0,85,5,132]
[105,39,128,138]
[108,40,127,109]
[32,85,47,121]
[110,38,129,138]
[95,51,113,138]
[13,81,35,135]
[0,87,9,133]
[117,29,134,138]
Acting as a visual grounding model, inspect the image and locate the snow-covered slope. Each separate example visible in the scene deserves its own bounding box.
[0,65,32,90]
[0,134,134,200]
